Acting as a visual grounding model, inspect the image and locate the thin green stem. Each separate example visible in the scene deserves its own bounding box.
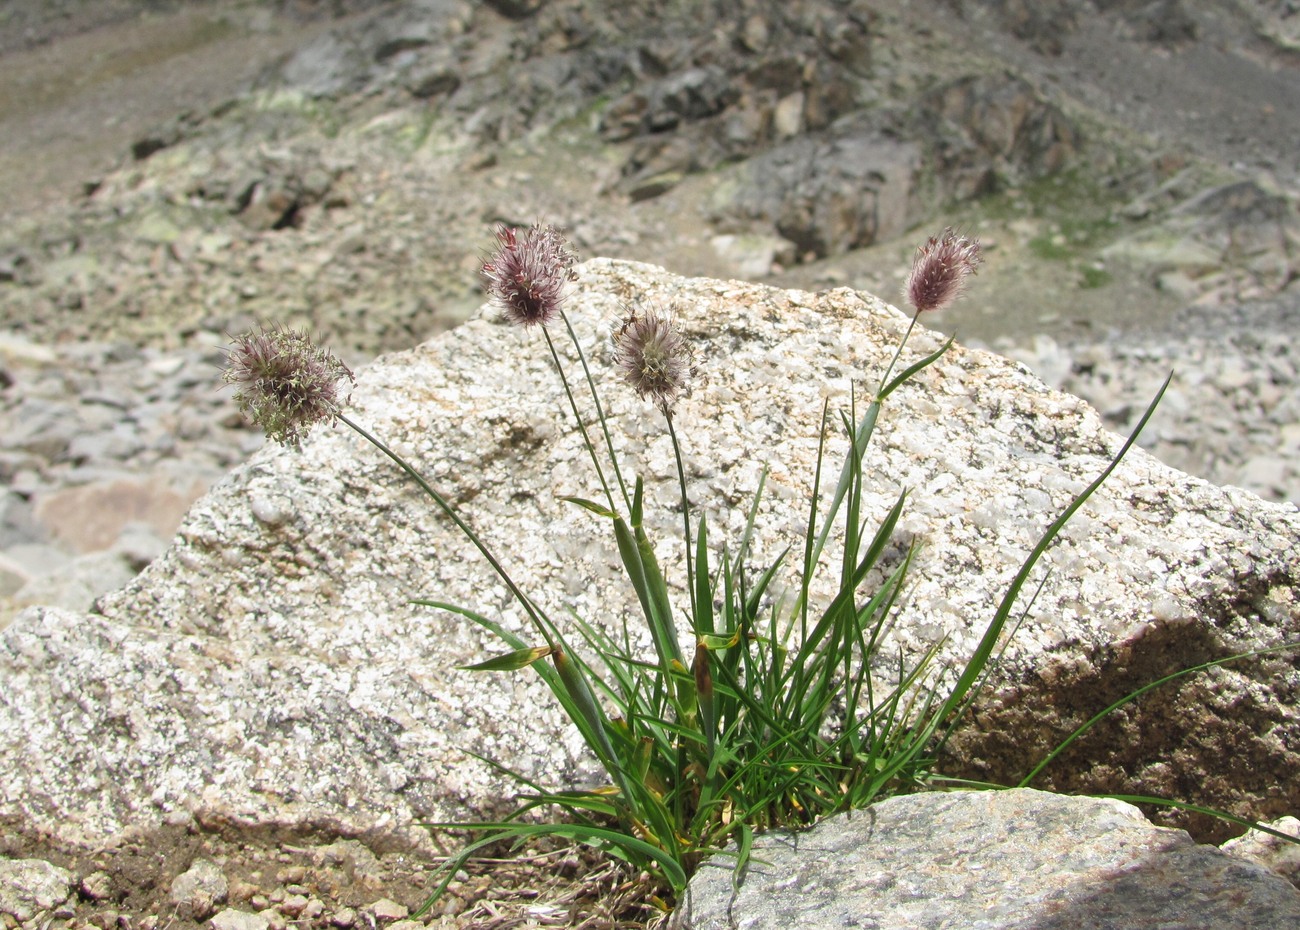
[874,311,920,399]
[337,413,555,648]
[542,327,618,514]
[666,412,698,625]
[559,310,632,512]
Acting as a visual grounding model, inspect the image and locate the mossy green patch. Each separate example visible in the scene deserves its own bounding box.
[1029,234,1074,261]
[1078,266,1112,289]
[975,167,1125,251]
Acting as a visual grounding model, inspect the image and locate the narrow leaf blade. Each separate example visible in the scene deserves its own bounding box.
[458,645,555,672]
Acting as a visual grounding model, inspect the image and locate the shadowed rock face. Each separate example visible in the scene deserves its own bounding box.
[1,259,1297,850]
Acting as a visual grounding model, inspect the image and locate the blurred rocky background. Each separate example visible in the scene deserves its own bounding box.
[0,0,1297,626]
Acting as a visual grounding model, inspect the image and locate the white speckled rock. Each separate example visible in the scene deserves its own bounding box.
[0,858,75,924]
[1,259,1297,849]
[670,790,1300,930]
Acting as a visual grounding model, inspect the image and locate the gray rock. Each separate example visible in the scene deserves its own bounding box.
[481,0,545,19]
[310,841,383,887]
[1102,179,1299,302]
[0,334,56,367]
[367,898,408,921]
[1222,816,1300,890]
[914,73,1080,198]
[670,790,1300,929]
[210,908,272,930]
[601,66,737,140]
[80,870,115,903]
[0,398,80,460]
[1002,296,1300,504]
[10,550,136,613]
[270,0,471,99]
[0,858,75,923]
[112,522,169,572]
[711,125,921,259]
[0,553,27,599]
[66,424,146,464]
[709,233,797,279]
[33,474,212,555]
[0,543,65,581]
[171,858,229,922]
[0,489,41,551]
[0,260,1297,852]
[974,0,1079,55]
[1239,453,1291,499]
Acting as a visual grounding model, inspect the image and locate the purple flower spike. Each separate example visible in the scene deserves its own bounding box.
[222,324,354,447]
[481,222,579,327]
[903,227,983,315]
[613,304,696,418]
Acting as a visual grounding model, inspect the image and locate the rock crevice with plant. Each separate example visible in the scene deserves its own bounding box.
[1,231,1298,919]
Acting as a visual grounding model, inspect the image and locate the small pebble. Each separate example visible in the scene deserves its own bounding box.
[278,894,309,917]
[81,871,115,902]
[275,866,307,885]
[368,899,408,922]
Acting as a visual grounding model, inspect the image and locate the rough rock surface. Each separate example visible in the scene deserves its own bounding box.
[0,858,76,925]
[3,0,1298,639]
[1,259,1296,853]
[1224,816,1300,890]
[670,789,1300,930]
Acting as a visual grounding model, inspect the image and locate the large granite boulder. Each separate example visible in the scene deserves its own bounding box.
[1,259,1296,852]
[671,789,1300,929]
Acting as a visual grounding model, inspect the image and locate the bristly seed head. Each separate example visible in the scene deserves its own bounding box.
[613,303,696,418]
[481,222,579,327]
[903,227,983,315]
[222,324,355,447]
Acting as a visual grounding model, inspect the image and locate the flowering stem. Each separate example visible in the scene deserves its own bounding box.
[542,327,620,515]
[804,310,918,574]
[336,412,556,649]
[874,311,920,400]
[665,412,698,624]
[559,311,633,512]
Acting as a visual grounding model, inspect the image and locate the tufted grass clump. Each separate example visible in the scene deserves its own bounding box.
[405,225,999,902]
[225,223,1293,914]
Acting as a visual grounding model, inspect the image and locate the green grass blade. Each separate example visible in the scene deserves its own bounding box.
[799,400,832,639]
[634,517,684,667]
[612,510,679,671]
[552,647,620,773]
[608,479,682,670]
[694,515,714,637]
[630,486,686,678]
[694,642,717,758]
[935,373,1172,726]
[561,495,618,519]
[458,645,554,671]
[730,822,755,894]
[785,491,907,702]
[1101,795,1300,847]
[878,335,955,401]
[809,401,879,570]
